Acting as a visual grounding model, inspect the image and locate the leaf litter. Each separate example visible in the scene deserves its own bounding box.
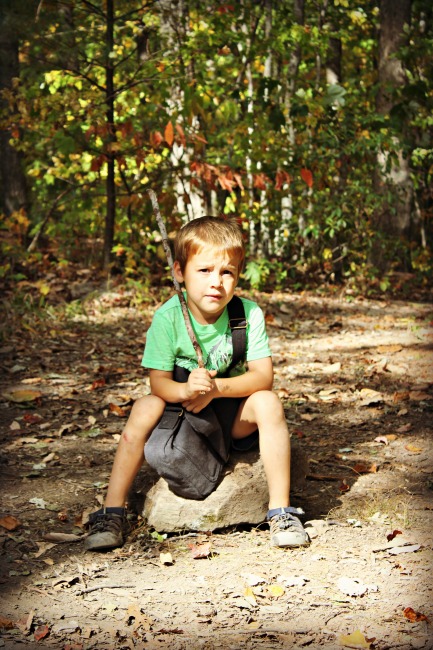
[0,290,432,648]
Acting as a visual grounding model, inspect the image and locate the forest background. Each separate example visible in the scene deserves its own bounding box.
[0,0,432,311]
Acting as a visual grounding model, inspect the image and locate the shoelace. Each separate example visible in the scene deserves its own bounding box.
[272,513,297,530]
[91,515,122,532]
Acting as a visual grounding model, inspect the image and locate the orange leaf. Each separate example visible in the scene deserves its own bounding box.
[0,515,21,531]
[164,121,174,146]
[253,173,269,190]
[91,378,106,390]
[403,607,429,623]
[188,541,212,559]
[352,462,377,474]
[0,615,15,629]
[393,391,410,402]
[108,403,127,417]
[405,444,423,453]
[34,624,50,641]
[300,168,313,188]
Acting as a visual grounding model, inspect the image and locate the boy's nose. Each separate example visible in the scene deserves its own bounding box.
[210,273,222,287]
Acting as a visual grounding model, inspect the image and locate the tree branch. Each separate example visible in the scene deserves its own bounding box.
[147,190,204,368]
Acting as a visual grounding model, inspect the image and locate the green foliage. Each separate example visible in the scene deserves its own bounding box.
[0,0,431,293]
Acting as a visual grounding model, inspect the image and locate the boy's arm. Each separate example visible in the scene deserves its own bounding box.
[180,357,273,412]
[149,367,216,404]
[212,356,274,399]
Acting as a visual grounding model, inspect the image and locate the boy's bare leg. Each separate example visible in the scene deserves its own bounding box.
[84,394,165,551]
[104,394,165,507]
[234,390,309,547]
[233,390,291,508]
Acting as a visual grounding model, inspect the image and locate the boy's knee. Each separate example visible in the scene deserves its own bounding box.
[127,394,165,432]
[250,390,285,419]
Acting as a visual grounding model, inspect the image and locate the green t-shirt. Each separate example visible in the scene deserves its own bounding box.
[142,294,271,377]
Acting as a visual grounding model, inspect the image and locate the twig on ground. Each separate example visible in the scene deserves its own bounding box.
[75,584,135,596]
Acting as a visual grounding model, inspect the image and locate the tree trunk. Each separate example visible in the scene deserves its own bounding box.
[0,1,29,218]
[274,0,305,256]
[373,0,412,264]
[103,0,116,269]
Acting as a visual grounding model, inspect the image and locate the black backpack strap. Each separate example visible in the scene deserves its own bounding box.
[226,295,247,374]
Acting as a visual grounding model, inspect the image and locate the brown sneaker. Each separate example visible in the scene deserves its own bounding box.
[84,508,127,551]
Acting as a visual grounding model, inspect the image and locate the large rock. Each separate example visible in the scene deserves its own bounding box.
[143,443,308,533]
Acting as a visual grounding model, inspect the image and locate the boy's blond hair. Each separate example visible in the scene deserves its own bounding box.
[174,216,245,273]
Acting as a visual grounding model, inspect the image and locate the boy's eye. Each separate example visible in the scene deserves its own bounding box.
[223,269,234,276]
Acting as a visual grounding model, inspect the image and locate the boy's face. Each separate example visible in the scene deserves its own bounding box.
[173,246,240,325]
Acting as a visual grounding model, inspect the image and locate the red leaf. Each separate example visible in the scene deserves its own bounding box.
[91,378,106,390]
[300,168,313,188]
[339,479,350,493]
[175,123,186,146]
[150,131,163,148]
[253,173,269,190]
[387,529,402,542]
[275,170,291,190]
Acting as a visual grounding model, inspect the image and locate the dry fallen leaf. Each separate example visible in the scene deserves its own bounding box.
[352,462,377,474]
[3,388,43,403]
[338,577,368,597]
[43,532,82,543]
[0,615,15,629]
[267,584,285,598]
[34,624,50,641]
[387,530,402,542]
[339,629,374,649]
[393,391,410,403]
[33,542,56,558]
[160,552,173,565]
[409,390,430,401]
[108,402,128,417]
[243,586,257,606]
[189,541,212,559]
[374,434,397,445]
[376,344,403,354]
[403,607,429,623]
[405,444,423,453]
[388,544,420,555]
[0,515,21,531]
[339,479,350,493]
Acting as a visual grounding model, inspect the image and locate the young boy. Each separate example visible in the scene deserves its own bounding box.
[84,216,309,551]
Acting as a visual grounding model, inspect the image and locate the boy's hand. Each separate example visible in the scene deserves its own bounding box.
[182,368,217,411]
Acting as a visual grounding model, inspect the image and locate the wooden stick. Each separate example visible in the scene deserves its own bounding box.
[148,190,204,368]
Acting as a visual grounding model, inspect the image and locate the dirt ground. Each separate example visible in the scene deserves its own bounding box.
[1,288,432,650]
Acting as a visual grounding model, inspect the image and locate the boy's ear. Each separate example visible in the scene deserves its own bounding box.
[173,261,184,283]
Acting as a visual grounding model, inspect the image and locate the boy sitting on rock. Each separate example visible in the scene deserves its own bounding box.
[85,216,309,551]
